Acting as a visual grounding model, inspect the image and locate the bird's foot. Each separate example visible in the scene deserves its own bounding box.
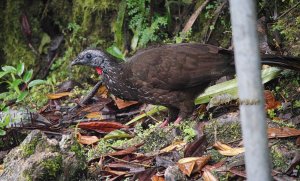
[174,117,183,125]
[159,116,183,127]
[159,119,170,128]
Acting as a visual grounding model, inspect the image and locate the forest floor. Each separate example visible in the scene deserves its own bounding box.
[1,69,299,180]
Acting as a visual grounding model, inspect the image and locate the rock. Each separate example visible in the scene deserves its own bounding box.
[0,130,86,181]
[164,165,187,181]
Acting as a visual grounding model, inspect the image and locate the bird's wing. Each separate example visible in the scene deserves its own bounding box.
[125,43,235,90]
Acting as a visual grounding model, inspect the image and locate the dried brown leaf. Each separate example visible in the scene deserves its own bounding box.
[47,92,72,99]
[202,168,218,181]
[160,141,186,153]
[0,164,3,175]
[132,168,157,181]
[107,163,145,173]
[114,97,139,109]
[77,133,99,145]
[184,135,207,157]
[79,101,110,113]
[228,168,247,178]
[268,127,300,138]
[151,175,165,181]
[78,121,128,133]
[264,90,281,109]
[213,141,244,156]
[177,156,210,176]
[103,167,128,176]
[97,85,109,98]
[109,146,137,157]
[85,112,103,119]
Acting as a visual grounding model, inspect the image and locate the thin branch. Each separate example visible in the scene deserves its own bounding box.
[205,0,228,43]
[276,1,300,20]
[69,81,103,112]
[182,0,211,33]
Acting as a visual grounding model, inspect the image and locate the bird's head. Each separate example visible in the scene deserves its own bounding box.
[71,48,109,75]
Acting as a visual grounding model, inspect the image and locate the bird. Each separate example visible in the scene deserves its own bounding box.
[71,43,300,126]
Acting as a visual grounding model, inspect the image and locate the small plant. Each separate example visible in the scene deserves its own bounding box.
[0,114,10,135]
[0,63,46,135]
[126,0,168,49]
[0,63,46,104]
[267,109,276,119]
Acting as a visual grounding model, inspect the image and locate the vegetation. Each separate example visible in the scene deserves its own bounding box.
[0,63,46,135]
[0,0,299,180]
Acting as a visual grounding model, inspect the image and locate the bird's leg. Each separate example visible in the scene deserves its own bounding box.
[159,119,170,128]
[159,107,179,127]
[173,101,194,125]
[174,117,183,125]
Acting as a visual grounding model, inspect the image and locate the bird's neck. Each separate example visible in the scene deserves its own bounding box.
[104,60,122,75]
[96,57,121,76]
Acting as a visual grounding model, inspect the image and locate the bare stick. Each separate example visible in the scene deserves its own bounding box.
[276,1,300,20]
[205,0,228,43]
[182,0,211,33]
[69,81,103,112]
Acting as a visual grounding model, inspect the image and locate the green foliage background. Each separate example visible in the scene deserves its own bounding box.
[0,0,299,86]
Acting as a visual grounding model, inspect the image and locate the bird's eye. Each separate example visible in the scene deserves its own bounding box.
[86,53,92,59]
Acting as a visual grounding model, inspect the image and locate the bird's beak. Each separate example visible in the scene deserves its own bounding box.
[71,58,81,66]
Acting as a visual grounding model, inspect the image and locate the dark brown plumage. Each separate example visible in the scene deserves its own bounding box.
[71,43,300,125]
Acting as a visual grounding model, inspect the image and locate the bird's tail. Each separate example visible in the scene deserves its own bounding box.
[261,55,300,71]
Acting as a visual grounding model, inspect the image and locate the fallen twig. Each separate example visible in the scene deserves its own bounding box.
[69,80,103,112]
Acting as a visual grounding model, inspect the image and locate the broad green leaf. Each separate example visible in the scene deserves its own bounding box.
[0,103,8,111]
[131,31,139,51]
[0,129,6,136]
[0,114,10,128]
[106,45,125,61]
[5,93,18,101]
[17,91,29,102]
[11,79,22,88]
[17,63,25,76]
[0,92,9,99]
[3,114,10,126]
[23,70,33,83]
[194,67,282,104]
[2,66,16,73]
[0,71,9,79]
[103,130,133,140]
[28,79,46,88]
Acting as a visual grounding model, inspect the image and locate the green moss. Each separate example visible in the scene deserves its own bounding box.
[21,137,40,158]
[70,142,85,158]
[207,149,225,162]
[270,145,288,171]
[271,119,295,128]
[137,127,173,153]
[23,154,63,181]
[204,119,242,144]
[271,1,300,56]
[3,0,43,67]
[41,155,63,177]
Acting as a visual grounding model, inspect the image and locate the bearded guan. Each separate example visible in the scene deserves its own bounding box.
[71,43,300,125]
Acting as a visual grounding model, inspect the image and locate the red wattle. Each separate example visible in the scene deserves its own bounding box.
[95,67,103,75]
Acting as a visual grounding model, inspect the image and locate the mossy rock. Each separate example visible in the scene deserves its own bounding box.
[1,130,87,181]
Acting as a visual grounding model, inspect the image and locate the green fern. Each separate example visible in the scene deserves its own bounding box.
[126,0,168,49]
